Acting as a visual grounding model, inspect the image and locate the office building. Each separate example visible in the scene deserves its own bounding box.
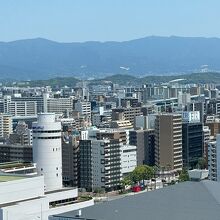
[187,101,205,123]
[62,132,80,187]
[47,97,73,114]
[182,113,203,169]
[32,113,63,191]
[4,98,37,117]
[11,96,44,113]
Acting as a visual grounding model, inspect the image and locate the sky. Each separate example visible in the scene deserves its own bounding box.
[0,0,220,42]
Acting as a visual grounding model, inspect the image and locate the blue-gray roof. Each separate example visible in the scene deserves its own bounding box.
[58,181,220,220]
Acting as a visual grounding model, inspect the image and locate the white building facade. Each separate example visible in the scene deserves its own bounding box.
[121,145,137,176]
[32,113,63,191]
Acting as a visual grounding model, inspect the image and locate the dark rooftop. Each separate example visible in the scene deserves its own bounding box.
[58,181,220,220]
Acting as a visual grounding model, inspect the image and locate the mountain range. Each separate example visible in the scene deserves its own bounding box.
[0,36,220,80]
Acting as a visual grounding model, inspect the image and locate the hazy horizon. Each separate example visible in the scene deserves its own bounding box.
[2,35,220,44]
[1,0,220,42]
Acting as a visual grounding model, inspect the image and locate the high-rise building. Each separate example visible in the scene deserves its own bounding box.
[187,101,205,123]
[79,139,122,191]
[62,132,80,187]
[0,113,13,138]
[32,113,63,191]
[203,126,211,160]
[129,129,155,166]
[182,122,203,169]
[208,140,218,181]
[155,114,182,171]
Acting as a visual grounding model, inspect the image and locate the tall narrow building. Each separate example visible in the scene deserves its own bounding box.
[182,111,203,169]
[32,113,63,191]
[155,114,182,171]
[0,113,13,138]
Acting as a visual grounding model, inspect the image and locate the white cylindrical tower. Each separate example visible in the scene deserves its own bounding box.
[32,113,62,191]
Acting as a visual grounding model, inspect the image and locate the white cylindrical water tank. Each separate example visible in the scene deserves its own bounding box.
[32,113,62,192]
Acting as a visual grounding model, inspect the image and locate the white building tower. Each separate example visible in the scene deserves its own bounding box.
[32,113,62,191]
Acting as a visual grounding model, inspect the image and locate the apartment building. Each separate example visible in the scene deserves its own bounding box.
[0,114,13,138]
[208,140,218,181]
[120,145,137,176]
[112,107,142,125]
[155,114,182,171]
[96,129,127,145]
[79,139,122,191]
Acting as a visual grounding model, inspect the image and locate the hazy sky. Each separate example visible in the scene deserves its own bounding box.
[1,0,219,42]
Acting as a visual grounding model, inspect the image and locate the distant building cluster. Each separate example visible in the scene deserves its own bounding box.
[1,79,220,219]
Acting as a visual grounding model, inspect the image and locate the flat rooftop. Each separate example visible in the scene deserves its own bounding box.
[0,162,34,170]
[0,175,26,182]
[60,181,220,220]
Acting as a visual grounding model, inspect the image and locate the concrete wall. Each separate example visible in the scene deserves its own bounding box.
[0,175,44,205]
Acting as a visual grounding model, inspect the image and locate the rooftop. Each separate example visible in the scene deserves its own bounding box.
[0,161,34,170]
[0,174,27,182]
[59,181,220,220]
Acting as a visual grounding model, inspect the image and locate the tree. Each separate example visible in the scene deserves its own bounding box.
[131,165,155,186]
[197,157,207,169]
[120,174,133,192]
[179,168,189,182]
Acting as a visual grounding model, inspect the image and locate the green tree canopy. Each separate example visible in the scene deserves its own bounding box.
[179,168,189,182]
[131,165,155,184]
